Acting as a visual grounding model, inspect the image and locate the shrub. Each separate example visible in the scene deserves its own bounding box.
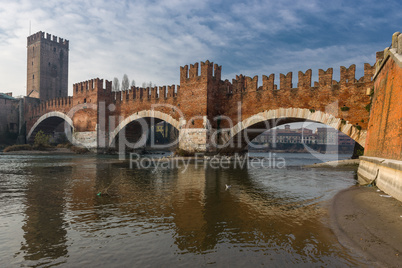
[340,106,350,111]
[34,130,50,149]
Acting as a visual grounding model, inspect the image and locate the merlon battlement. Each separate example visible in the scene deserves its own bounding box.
[180,60,222,82]
[27,31,69,48]
[29,96,73,115]
[73,78,111,95]
[226,63,374,93]
[113,84,179,102]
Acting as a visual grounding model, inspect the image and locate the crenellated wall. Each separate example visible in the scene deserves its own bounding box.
[27,31,69,48]
[218,63,375,133]
[26,59,375,153]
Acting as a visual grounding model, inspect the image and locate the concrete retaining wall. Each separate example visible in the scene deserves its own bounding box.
[358,156,402,202]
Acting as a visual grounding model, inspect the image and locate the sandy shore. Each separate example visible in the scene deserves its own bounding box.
[330,185,402,267]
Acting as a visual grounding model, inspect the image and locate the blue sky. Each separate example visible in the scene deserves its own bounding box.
[0,0,401,98]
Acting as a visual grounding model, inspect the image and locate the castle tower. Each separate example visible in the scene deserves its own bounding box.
[26,31,69,101]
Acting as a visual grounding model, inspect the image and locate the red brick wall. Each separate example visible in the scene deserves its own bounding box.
[365,57,402,160]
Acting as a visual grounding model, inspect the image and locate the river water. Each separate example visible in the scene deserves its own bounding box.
[0,153,367,267]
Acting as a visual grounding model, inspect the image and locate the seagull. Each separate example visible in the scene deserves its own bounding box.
[225,184,232,190]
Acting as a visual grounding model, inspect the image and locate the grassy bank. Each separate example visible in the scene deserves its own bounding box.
[3,143,89,154]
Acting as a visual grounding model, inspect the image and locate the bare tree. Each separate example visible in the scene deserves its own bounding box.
[121,74,130,91]
[141,81,154,88]
[131,79,136,87]
[112,77,120,92]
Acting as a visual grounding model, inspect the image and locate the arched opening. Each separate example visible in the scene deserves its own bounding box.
[248,122,358,156]
[218,109,365,155]
[109,111,180,155]
[27,115,73,145]
[27,112,74,145]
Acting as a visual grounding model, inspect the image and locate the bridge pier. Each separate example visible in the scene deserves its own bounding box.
[72,131,98,151]
[177,127,247,155]
[178,128,210,153]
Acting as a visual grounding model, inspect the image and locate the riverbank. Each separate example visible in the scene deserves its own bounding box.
[304,159,360,168]
[330,185,402,267]
[1,148,82,155]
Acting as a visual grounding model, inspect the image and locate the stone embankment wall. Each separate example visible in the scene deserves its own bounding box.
[358,32,402,202]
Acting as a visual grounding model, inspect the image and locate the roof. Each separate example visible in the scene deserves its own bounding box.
[0,93,16,100]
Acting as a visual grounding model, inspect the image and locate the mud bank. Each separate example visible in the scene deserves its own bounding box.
[330,186,402,267]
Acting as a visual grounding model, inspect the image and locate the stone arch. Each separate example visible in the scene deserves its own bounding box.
[221,108,366,150]
[27,111,74,141]
[108,110,181,147]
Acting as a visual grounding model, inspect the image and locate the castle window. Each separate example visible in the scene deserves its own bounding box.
[53,47,56,52]
[33,74,34,79]
[84,98,87,103]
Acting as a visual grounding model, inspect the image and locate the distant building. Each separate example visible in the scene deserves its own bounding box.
[251,124,355,152]
[26,31,69,101]
[0,93,20,143]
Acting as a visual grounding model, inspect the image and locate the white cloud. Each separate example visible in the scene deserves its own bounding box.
[0,0,399,97]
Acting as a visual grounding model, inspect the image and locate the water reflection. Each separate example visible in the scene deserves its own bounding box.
[0,154,365,266]
[21,165,69,265]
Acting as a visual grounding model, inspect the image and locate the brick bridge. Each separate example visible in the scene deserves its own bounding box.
[25,60,374,153]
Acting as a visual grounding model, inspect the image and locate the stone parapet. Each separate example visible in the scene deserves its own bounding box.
[374,32,402,79]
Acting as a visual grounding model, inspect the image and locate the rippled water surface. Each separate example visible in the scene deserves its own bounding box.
[0,153,366,267]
